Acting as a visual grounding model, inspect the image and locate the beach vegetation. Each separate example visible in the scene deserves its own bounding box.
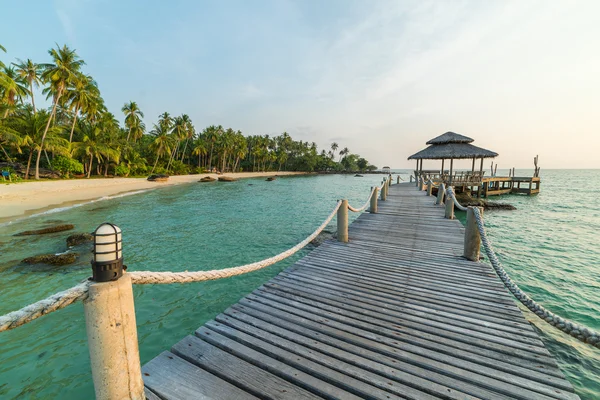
[0,44,378,179]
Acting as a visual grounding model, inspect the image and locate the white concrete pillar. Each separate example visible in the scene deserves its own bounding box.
[427,181,433,196]
[84,273,144,400]
[370,187,378,213]
[337,199,349,242]
[464,207,483,261]
[445,193,454,219]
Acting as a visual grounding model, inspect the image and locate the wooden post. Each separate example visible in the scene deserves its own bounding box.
[397,175,400,184]
[84,273,144,400]
[441,159,445,176]
[370,187,378,213]
[436,184,445,205]
[444,193,454,219]
[426,181,433,196]
[415,160,419,186]
[449,159,454,186]
[471,158,475,175]
[464,207,483,261]
[337,199,349,242]
[383,181,388,200]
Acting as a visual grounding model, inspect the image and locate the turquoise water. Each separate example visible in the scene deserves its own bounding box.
[0,171,598,399]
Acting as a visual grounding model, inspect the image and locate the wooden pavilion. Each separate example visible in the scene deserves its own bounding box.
[408,132,498,187]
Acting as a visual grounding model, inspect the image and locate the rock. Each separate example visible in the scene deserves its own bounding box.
[310,230,336,247]
[454,193,516,211]
[67,232,93,247]
[198,176,216,182]
[266,177,276,181]
[354,174,363,177]
[15,224,75,236]
[147,174,169,182]
[22,253,78,266]
[218,176,237,182]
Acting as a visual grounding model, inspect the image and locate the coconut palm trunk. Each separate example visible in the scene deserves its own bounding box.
[69,105,79,143]
[87,153,93,178]
[35,88,62,179]
[25,151,34,179]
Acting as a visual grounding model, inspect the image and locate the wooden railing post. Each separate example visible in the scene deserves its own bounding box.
[337,199,349,242]
[426,181,433,196]
[436,185,445,205]
[464,207,483,261]
[397,176,400,184]
[84,275,144,400]
[370,187,378,213]
[84,224,144,400]
[383,181,388,200]
[445,193,454,219]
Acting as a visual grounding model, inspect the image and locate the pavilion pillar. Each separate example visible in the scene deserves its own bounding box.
[415,160,419,186]
[449,159,454,186]
[441,159,445,176]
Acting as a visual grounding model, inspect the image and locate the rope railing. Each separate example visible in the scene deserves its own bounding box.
[348,187,376,212]
[129,201,342,284]
[472,207,600,348]
[0,200,346,332]
[446,187,468,211]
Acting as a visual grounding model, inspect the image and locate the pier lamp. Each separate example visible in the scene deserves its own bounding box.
[91,223,124,282]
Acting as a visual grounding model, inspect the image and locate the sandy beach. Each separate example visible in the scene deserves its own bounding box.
[0,172,307,222]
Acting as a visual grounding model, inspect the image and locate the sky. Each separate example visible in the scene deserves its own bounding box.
[2,0,600,169]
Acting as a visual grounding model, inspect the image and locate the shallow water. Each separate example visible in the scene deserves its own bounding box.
[0,171,598,399]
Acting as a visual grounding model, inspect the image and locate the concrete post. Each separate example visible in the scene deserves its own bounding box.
[444,193,454,219]
[436,184,445,205]
[370,187,378,213]
[464,207,483,261]
[84,273,144,400]
[337,199,349,243]
[426,181,433,196]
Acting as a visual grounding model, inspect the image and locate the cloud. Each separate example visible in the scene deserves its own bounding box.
[55,9,76,44]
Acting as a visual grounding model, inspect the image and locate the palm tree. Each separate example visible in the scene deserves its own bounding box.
[66,73,99,142]
[72,121,119,178]
[192,137,207,168]
[122,101,144,142]
[12,109,68,178]
[0,120,22,161]
[0,66,29,118]
[330,142,338,160]
[179,114,194,163]
[13,59,43,113]
[149,123,172,173]
[339,147,349,162]
[36,44,84,179]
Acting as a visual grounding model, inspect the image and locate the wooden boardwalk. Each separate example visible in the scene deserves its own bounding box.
[142,183,579,400]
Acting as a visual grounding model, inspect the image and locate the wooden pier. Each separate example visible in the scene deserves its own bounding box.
[142,183,577,399]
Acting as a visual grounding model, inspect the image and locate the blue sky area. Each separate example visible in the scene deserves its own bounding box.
[2,0,599,168]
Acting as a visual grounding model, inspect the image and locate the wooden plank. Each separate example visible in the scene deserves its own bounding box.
[171,335,321,399]
[194,326,363,400]
[143,351,258,400]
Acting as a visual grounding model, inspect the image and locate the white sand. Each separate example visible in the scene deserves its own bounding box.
[0,172,307,221]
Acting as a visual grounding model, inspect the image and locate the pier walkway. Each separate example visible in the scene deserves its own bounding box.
[142,183,579,400]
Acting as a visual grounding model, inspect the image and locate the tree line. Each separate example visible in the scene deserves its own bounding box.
[0,44,377,179]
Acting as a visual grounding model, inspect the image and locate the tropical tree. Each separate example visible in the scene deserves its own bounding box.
[66,73,99,142]
[36,44,84,179]
[122,101,144,142]
[0,66,29,118]
[13,59,43,113]
[149,122,172,173]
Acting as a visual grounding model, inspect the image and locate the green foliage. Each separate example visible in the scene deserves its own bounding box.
[0,43,375,179]
[114,164,130,177]
[52,155,84,177]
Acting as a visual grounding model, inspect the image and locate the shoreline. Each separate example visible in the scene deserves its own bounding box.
[0,172,309,223]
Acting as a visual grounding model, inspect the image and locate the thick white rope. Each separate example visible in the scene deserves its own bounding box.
[0,280,91,332]
[446,187,469,211]
[473,207,600,348]
[348,187,376,212]
[0,202,342,331]
[129,201,342,284]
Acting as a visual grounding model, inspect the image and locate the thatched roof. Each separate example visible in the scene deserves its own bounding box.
[408,143,498,160]
[426,131,473,145]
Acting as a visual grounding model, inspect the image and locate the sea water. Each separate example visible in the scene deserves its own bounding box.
[0,171,598,399]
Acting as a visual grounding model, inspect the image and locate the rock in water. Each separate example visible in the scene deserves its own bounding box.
[266,177,276,181]
[15,224,75,236]
[199,176,216,182]
[218,176,237,182]
[22,253,78,266]
[147,174,169,182]
[354,174,363,177]
[66,232,93,247]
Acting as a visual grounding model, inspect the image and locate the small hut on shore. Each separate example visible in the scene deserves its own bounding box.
[408,132,498,186]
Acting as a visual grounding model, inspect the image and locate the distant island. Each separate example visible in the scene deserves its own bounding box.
[0,44,378,182]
